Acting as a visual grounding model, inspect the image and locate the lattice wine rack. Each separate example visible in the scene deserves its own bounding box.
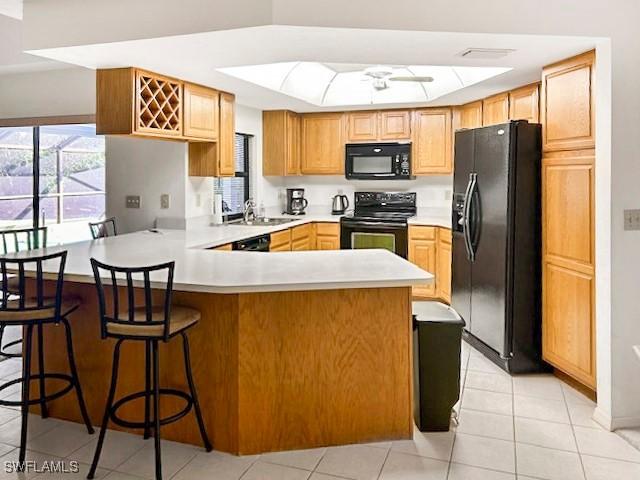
[136,72,182,135]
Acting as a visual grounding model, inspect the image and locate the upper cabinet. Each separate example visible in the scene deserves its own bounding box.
[454,101,483,130]
[301,113,345,175]
[541,51,595,152]
[482,92,509,126]
[412,108,452,175]
[188,92,235,177]
[346,110,411,142]
[509,83,540,123]
[346,111,378,142]
[379,110,411,140]
[263,110,301,176]
[183,82,219,140]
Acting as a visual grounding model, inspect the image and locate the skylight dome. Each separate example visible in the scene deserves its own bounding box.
[218,62,511,107]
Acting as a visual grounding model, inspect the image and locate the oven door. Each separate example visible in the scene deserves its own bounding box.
[340,219,408,258]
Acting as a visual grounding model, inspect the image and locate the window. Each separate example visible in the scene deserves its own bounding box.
[215,133,251,220]
[0,124,105,245]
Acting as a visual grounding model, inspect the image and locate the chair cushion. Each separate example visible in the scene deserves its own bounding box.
[106,305,200,338]
[0,295,81,323]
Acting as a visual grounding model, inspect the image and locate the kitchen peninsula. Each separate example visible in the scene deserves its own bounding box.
[18,227,431,455]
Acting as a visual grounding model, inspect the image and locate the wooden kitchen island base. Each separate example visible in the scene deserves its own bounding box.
[31,283,413,455]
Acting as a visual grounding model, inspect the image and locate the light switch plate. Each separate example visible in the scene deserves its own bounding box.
[624,209,640,230]
[161,194,170,209]
[126,195,140,209]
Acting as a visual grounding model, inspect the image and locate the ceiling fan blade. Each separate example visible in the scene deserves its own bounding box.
[388,76,434,82]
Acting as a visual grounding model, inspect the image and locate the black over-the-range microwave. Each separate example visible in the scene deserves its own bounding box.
[345,142,413,180]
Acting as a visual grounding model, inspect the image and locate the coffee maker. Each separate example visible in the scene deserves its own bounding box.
[284,188,308,215]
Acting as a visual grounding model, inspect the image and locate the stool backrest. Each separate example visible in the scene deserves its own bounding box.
[90,258,175,340]
[89,218,117,240]
[0,250,67,321]
[0,227,48,254]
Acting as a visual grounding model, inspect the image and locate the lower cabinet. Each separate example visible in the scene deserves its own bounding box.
[214,243,233,251]
[269,229,292,251]
[291,224,314,251]
[315,223,340,250]
[408,226,452,303]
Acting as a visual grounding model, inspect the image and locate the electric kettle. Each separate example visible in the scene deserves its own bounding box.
[331,194,349,215]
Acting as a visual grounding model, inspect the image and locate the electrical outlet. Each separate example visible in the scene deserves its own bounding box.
[126,195,140,209]
[160,194,170,209]
[624,209,640,230]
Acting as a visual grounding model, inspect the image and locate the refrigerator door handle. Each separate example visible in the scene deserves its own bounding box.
[462,173,475,261]
[466,173,479,262]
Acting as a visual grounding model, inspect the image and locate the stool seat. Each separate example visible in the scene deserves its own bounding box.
[0,295,81,322]
[106,305,200,337]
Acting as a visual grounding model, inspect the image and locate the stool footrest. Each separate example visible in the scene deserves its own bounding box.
[110,388,193,430]
[0,373,74,407]
[0,338,22,358]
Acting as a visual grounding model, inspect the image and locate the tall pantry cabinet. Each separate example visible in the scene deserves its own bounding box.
[540,51,596,390]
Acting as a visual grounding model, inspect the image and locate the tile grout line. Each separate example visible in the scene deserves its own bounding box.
[511,374,517,478]
[560,381,588,480]
[374,445,392,480]
[445,343,470,480]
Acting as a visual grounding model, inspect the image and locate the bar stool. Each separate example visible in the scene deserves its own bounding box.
[0,226,48,358]
[0,250,94,468]
[88,217,117,239]
[87,259,211,480]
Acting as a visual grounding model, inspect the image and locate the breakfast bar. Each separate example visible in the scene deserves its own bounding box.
[21,229,430,455]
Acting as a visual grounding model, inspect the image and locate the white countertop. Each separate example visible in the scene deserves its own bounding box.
[7,228,432,294]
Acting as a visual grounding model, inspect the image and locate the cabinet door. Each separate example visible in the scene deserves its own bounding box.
[379,110,411,139]
[347,111,378,142]
[183,83,219,140]
[437,230,452,303]
[214,243,232,251]
[412,108,452,175]
[541,51,595,152]
[270,229,291,251]
[408,238,437,298]
[455,101,483,130]
[509,83,539,123]
[301,113,345,174]
[482,93,509,126]
[217,92,236,177]
[315,222,340,250]
[292,237,312,251]
[285,111,301,175]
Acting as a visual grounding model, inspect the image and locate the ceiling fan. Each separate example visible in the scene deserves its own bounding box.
[362,66,434,91]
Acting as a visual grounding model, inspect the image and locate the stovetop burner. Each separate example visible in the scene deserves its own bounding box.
[341,192,417,224]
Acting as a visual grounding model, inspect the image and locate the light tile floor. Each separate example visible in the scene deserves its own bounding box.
[0,342,637,479]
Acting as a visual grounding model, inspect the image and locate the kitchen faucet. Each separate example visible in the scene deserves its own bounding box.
[243,198,256,223]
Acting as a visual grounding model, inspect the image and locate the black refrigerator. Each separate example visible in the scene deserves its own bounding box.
[452,120,546,373]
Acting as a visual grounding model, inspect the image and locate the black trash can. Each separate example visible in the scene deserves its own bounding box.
[412,301,465,432]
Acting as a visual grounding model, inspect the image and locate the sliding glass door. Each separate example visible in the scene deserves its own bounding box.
[0,124,105,245]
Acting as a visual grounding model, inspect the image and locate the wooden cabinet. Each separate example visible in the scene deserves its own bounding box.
[541,51,595,152]
[346,111,378,142]
[454,101,483,130]
[97,67,183,138]
[509,83,539,123]
[379,110,411,140]
[183,82,219,140]
[436,228,452,303]
[301,113,345,174]
[214,243,232,251]
[542,148,595,388]
[291,224,314,251]
[408,226,437,299]
[270,229,292,252]
[482,93,509,126]
[263,110,301,176]
[188,92,235,177]
[315,223,340,250]
[412,108,452,175]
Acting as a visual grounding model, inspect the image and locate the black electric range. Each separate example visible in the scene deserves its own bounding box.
[340,192,416,258]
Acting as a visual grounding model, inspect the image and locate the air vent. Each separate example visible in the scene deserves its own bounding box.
[459,48,515,59]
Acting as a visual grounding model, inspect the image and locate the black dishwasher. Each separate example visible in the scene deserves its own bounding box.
[232,234,270,252]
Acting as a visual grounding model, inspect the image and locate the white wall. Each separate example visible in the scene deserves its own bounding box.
[106,137,187,232]
[0,67,95,119]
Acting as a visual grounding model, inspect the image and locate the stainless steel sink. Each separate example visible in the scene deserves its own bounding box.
[234,217,297,226]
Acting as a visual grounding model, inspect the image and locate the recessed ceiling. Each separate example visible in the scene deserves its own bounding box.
[0,0,22,20]
[218,62,511,107]
[24,25,598,111]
